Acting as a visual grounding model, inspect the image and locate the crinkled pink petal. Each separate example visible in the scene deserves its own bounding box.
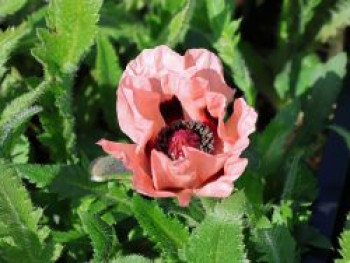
[117,75,165,148]
[195,181,233,198]
[185,49,234,100]
[151,150,196,190]
[185,49,224,76]
[193,156,247,198]
[222,98,258,155]
[132,166,176,198]
[97,139,139,170]
[133,167,193,207]
[223,157,248,182]
[125,45,185,78]
[207,94,257,156]
[206,91,227,119]
[165,74,209,121]
[182,147,227,186]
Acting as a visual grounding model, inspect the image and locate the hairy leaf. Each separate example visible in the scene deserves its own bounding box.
[32,0,103,75]
[0,24,29,79]
[0,0,27,19]
[32,0,103,161]
[93,32,121,87]
[318,0,350,42]
[337,214,350,262]
[166,0,195,47]
[0,81,47,158]
[14,163,131,207]
[0,165,62,263]
[133,195,189,259]
[214,20,256,105]
[185,191,248,263]
[206,0,233,40]
[79,211,118,263]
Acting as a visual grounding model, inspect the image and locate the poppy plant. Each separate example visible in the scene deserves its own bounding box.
[98,45,257,206]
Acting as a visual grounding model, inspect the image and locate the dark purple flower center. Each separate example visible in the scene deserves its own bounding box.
[155,120,214,160]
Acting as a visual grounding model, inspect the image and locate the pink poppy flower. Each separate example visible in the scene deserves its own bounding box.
[97,45,257,207]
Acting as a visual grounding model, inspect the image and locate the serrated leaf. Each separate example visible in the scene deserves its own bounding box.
[337,214,350,262]
[318,0,350,42]
[0,0,27,19]
[214,20,256,105]
[0,105,42,157]
[32,0,103,75]
[0,81,47,127]
[31,0,103,162]
[166,0,195,47]
[133,195,189,259]
[185,191,248,263]
[13,163,131,206]
[206,0,233,40]
[274,53,322,99]
[0,24,29,80]
[0,165,62,263]
[79,211,118,263]
[299,52,347,143]
[93,32,121,87]
[8,134,30,164]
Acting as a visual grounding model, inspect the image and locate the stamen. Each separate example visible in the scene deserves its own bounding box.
[155,120,215,160]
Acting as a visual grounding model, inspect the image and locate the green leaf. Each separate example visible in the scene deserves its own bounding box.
[92,31,122,129]
[133,195,189,259]
[294,224,331,250]
[13,163,131,207]
[0,165,62,263]
[110,255,151,263]
[281,152,318,203]
[337,214,350,262]
[0,81,47,128]
[166,0,195,47]
[214,20,256,105]
[330,126,350,150]
[93,32,121,87]
[256,99,300,178]
[32,0,103,75]
[0,0,27,19]
[0,24,29,80]
[0,105,42,157]
[0,81,48,158]
[205,0,233,40]
[318,0,350,42]
[274,53,322,99]
[299,52,347,143]
[9,135,30,164]
[254,226,299,263]
[32,0,103,162]
[185,191,247,263]
[79,211,118,263]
